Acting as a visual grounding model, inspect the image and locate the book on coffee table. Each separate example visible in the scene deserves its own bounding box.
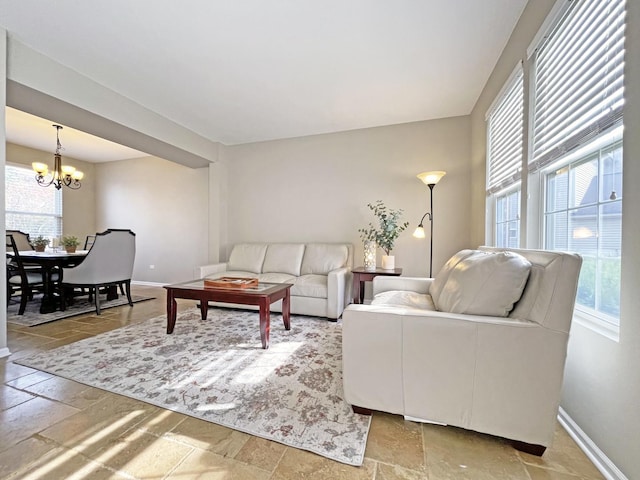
[204,277,259,289]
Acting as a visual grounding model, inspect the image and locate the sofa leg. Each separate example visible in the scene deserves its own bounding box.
[512,440,546,456]
[351,405,373,416]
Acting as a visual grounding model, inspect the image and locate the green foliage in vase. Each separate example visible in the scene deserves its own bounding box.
[358,200,409,255]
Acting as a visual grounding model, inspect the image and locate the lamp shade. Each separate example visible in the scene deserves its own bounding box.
[413,226,426,238]
[417,170,446,186]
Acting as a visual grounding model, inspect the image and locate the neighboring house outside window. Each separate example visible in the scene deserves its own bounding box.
[5,163,63,240]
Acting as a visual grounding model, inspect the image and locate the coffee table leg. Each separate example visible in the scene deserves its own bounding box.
[259,300,270,349]
[282,289,291,331]
[166,290,177,334]
[199,297,209,320]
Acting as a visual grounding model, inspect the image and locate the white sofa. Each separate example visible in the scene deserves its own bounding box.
[342,246,582,455]
[196,243,353,320]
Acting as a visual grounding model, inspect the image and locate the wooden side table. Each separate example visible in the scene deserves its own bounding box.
[352,266,403,304]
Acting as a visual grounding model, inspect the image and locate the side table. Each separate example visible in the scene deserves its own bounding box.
[352,266,403,304]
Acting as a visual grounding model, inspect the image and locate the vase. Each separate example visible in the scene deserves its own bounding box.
[364,241,377,271]
[34,245,46,252]
[65,246,77,254]
[381,255,395,270]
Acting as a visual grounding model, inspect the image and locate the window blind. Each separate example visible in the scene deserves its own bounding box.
[530,0,626,172]
[486,68,524,194]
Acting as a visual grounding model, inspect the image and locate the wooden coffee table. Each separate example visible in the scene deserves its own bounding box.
[164,280,292,349]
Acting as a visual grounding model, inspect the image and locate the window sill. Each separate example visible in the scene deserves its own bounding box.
[573,308,619,343]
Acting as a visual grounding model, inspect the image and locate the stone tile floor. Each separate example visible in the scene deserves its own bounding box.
[1,285,605,479]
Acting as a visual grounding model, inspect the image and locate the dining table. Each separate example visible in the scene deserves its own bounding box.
[9,249,89,314]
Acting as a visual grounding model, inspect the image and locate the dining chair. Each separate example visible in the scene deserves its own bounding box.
[6,234,55,315]
[6,230,34,251]
[60,229,136,315]
[84,235,96,250]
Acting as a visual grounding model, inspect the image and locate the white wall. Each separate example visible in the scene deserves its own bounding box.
[469,1,640,478]
[222,117,472,277]
[95,156,209,284]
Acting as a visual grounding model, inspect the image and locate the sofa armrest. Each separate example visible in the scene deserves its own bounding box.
[326,267,352,319]
[194,262,228,279]
[373,276,433,296]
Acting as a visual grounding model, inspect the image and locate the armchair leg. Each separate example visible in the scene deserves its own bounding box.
[512,440,546,456]
[351,405,373,416]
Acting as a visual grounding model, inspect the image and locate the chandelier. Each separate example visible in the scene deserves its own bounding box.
[32,124,84,190]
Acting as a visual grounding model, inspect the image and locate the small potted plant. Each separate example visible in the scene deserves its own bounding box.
[61,235,80,253]
[31,235,50,252]
[359,200,409,270]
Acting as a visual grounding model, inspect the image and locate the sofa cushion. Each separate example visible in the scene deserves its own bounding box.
[227,244,268,274]
[300,244,349,275]
[291,274,328,299]
[258,272,297,284]
[371,290,435,311]
[262,244,305,276]
[434,250,532,317]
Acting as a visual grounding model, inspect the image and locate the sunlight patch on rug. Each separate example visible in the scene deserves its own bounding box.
[16,308,371,466]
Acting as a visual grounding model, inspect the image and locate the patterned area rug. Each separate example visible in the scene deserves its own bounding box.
[16,308,371,466]
[7,295,155,327]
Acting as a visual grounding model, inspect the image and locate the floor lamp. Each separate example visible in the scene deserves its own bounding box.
[413,171,446,277]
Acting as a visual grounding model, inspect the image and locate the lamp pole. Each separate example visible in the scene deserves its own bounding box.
[428,183,435,278]
[414,170,446,278]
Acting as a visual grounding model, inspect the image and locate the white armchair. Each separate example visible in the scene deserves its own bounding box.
[342,247,582,455]
[60,229,136,315]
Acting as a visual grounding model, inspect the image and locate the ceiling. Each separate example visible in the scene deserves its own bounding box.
[1,0,527,160]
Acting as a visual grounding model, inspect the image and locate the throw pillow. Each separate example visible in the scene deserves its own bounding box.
[434,250,532,317]
[429,249,479,306]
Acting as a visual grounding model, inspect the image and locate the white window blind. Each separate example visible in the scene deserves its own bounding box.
[530,0,626,171]
[486,67,524,194]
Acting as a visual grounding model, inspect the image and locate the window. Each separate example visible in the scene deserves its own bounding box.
[5,163,62,239]
[487,66,524,194]
[528,0,626,334]
[486,65,524,246]
[495,187,521,248]
[544,136,622,324]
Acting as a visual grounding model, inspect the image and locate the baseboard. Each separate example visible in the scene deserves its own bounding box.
[558,407,628,480]
[132,280,165,287]
[0,347,11,359]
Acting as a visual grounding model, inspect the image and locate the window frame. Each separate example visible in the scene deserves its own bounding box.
[539,127,623,341]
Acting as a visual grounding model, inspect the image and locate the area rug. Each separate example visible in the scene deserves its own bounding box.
[15,308,371,466]
[7,295,155,327]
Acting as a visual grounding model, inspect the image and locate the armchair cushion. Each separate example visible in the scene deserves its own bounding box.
[434,250,531,317]
[371,290,435,311]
